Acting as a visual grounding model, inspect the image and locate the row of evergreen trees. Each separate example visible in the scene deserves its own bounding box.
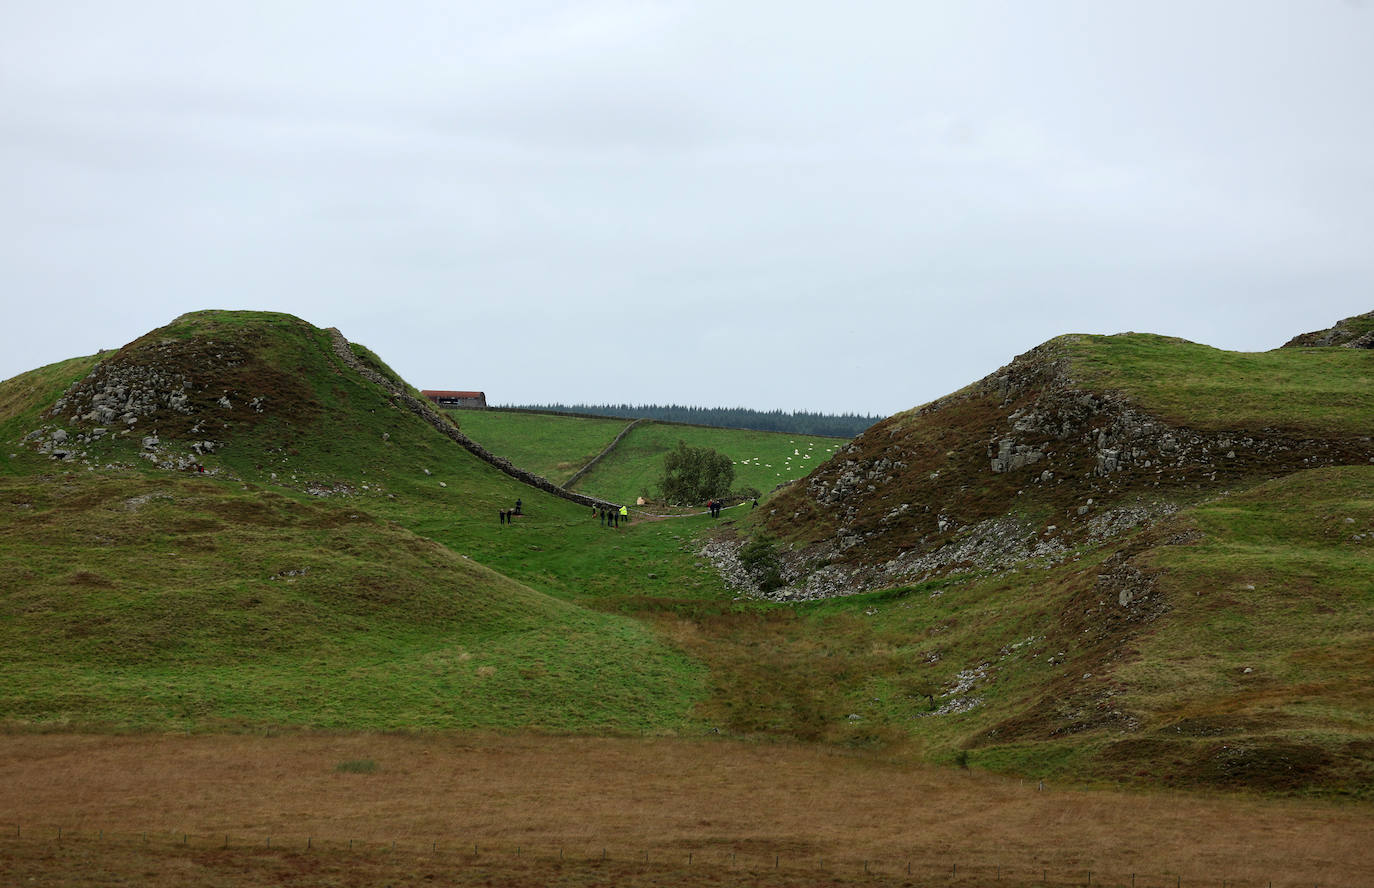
[498,403,880,438]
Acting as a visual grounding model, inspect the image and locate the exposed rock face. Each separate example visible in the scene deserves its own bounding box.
[1281,309,1374,349]
[27,318,316,470]
[750,337,1373,601]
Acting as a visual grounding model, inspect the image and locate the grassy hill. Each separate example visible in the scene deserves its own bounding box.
[0,473,702,732]
[757,328,1372,578]
[672,465,1373,797]
[0,311,707,733]
[2,308,1370,799]
[721,316,1372,793]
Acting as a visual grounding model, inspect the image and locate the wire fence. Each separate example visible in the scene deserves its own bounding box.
[0,822,1340,887]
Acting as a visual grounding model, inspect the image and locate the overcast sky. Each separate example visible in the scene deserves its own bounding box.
[2,2,1371,416]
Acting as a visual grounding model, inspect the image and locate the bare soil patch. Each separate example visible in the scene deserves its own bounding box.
[0,733,1369,886]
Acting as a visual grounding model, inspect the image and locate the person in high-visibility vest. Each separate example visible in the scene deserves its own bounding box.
[618,505,629,525]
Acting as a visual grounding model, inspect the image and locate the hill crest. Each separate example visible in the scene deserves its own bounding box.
[752,323,1373,600]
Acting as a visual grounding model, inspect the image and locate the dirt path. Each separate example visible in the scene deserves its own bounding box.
[0,733,1370,886]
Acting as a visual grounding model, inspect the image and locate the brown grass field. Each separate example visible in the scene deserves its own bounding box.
[0,734,1370,887]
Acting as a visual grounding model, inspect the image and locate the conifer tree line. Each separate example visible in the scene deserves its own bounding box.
[499,403,879,438]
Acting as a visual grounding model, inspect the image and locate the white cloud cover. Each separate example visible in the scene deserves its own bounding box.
[3,1,1370,416]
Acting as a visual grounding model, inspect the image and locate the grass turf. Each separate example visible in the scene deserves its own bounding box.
[1060,333,1373,434]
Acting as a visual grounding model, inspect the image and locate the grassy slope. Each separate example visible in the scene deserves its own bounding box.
[1061,333,1373,433]
[571,422,844,505]
[0,312,707,734]
[5,313,1370,798]
[690,467,1373,796]
[0,355,102,478]
[714,332,1372,794]
[448,410,631,486]
[0,474,701,732]
[1102,466,1374,793]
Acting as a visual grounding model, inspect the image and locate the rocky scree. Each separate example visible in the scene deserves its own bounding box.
[743,338,1372,601]
[26,333,287,471]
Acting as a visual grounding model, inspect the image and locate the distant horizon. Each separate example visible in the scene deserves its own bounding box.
[482,401,879,438]
[493,401,882,418]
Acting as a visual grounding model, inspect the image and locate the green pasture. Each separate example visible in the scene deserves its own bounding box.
[448,410,631,486]
[569,422,846,505]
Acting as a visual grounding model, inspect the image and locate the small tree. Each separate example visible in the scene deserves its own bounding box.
[659,440,734,505]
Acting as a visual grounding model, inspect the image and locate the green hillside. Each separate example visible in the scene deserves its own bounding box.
[681,465,1372,796]
[731,317,1372,793]
[0,354,102,477]
[449,410,631,486]
[448,408,846,507]
[3,308,1370,799]
[0,311,708,733]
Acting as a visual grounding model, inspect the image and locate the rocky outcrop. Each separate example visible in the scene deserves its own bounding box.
[27,331,289,469]
[750,336,1373,601]
[1281,309,1374,349]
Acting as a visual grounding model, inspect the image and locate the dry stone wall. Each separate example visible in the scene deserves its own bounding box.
[561,419,643,490]
[326,328,617,510]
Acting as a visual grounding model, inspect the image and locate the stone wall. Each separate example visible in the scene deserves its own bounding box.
[327,328,617,510]
[561,419,643,490]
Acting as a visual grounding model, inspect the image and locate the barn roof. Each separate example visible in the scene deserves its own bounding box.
[421,390,485,399]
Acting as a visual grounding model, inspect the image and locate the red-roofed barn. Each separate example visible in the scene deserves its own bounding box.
[421,390,487,409]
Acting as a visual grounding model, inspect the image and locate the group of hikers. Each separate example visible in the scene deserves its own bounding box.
[707,497,759,518]
[500,498,631,527]
[596,504,629,527]
[498,499,522,524]
[503,496,758,528]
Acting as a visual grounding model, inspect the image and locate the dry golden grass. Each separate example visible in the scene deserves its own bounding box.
[0,733,1369,886]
